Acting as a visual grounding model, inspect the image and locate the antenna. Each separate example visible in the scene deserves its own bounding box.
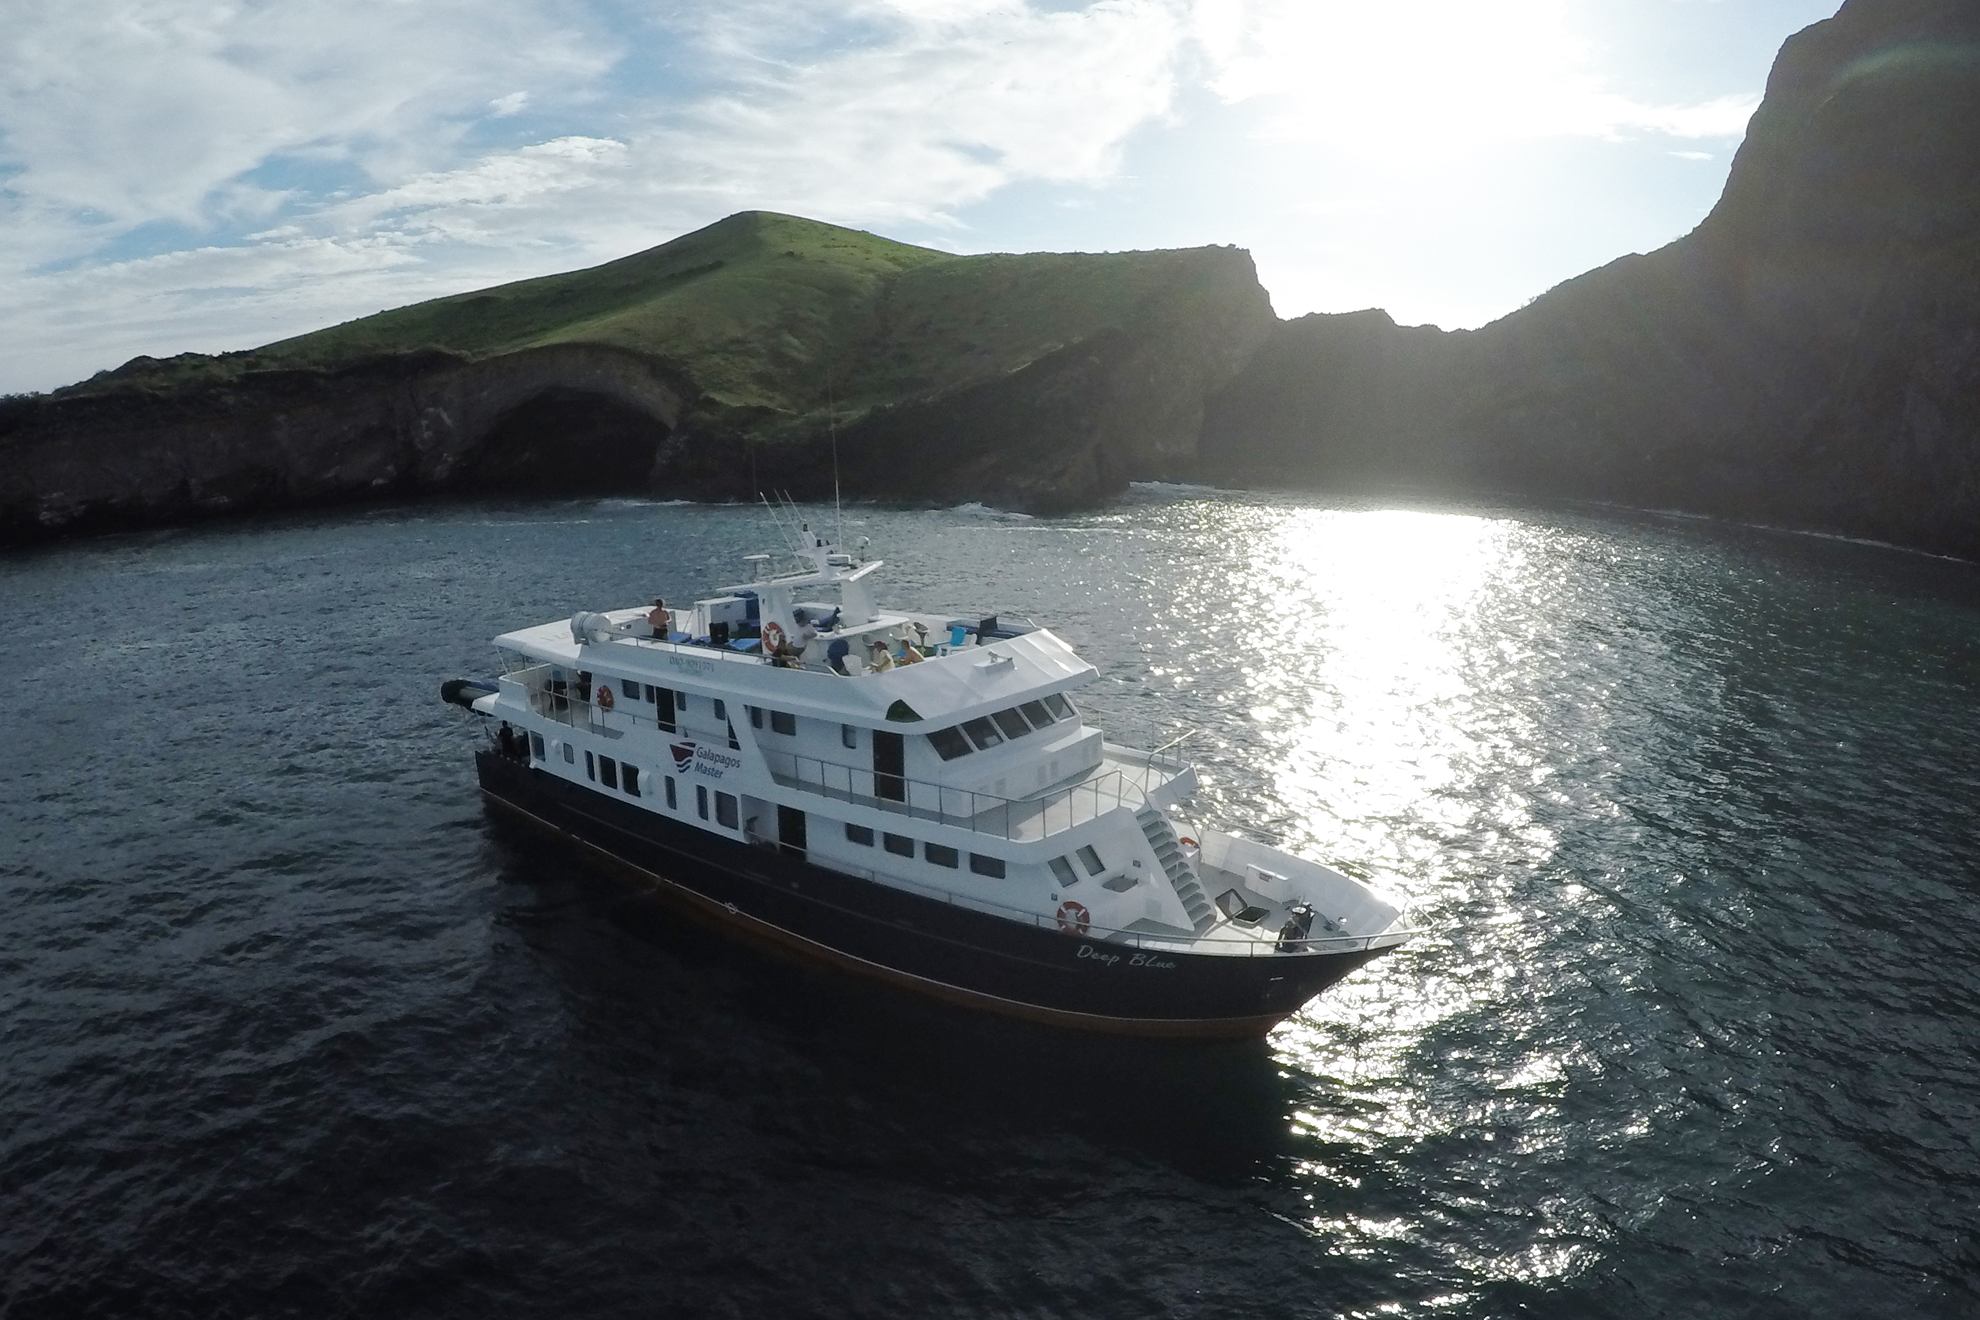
[828,376,843,549]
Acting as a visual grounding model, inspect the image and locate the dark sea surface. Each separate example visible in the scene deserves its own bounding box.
[4,488,1979,1318]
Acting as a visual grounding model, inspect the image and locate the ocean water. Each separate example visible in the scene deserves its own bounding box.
[3,489,1978,1318]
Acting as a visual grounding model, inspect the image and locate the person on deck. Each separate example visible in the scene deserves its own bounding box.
[646,598,669,634]
[866,638,896,671]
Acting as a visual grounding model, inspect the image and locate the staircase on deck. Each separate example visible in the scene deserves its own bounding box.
[1138,807,1216,933]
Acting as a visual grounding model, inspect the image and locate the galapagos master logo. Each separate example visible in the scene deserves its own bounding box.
[671,741,743,779]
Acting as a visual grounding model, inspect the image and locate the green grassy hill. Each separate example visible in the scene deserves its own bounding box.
[75,212,1253,440]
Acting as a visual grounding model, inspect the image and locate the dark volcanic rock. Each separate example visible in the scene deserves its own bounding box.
[1203,0,1980,558]
[0,345,685,544]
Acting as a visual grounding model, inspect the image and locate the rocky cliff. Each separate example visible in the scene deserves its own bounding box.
[0,214,1275,544]
[1202,0,1980,558]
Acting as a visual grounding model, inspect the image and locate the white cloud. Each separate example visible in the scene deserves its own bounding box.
[0,0,1776,392]
[1202,0,1758,151]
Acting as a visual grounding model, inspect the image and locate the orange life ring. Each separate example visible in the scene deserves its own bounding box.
[596,684,615,711]
[1056,900,1091,936]
[1178,836,1197,848]
[762,621,787,653]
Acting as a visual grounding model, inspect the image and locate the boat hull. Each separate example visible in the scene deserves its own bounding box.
[475,752,1389,1039]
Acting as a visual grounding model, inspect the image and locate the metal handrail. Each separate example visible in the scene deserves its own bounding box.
[762,749,1188,842]
[836,858,1416,957]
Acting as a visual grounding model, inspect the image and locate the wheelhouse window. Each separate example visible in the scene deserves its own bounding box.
[969,854,1006,878]
[883,833,914,857]
[991,708,1032,740]
[715,792,739,829]
[1048,856,1078,887]
[845,823,874,846]
[925,843,959,869]
[1018,700,1056,729]
[927,727,972,761]
[1043,693,1073,721]
[598,756,618,790]
[960,717,1003,750]
[1077,844,1105,875]
[770,710,797,736]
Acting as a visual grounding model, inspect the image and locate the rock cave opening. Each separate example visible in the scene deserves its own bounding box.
[462,388,671,495]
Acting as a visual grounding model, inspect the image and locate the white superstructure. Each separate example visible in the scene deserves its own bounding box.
[469,516,1413,956]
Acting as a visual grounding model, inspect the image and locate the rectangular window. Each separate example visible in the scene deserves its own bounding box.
[677,690,688,710]
[991,708,1032,740]
[1048,856,1078,887]
[883,833,914,857]
[563,743,575,764]
[928,727,973,761]
[1018,700,1056,729]
[623,765,640,797]
[960,716,1003,750]
[841,723,858,749]
[749,706,763,729]
[585,750,596,781]
[1043,693,1073,721]
[770,710,797,736]
[845,823,875,846]
[665,776,678,809]
[925,843,959,869]
[715,792,739,829]
[655,687,676,732]
[599,756,618,790]
[713,699,727,722]
[530,731,546,759]
[970,854,1006,879]
[1077,844,1105,875]
[696,784,709,820]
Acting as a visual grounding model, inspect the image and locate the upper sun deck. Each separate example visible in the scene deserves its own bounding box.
[495,609,1095,729]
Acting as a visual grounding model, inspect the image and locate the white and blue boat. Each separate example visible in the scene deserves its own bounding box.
[446,515,1414,1037]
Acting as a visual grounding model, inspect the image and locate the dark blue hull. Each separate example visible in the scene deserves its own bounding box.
[476,751,1386,1038]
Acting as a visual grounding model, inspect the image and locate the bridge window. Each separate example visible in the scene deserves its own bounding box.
[927,727,972,761]
[960,717,1002,750]
[991,709,1031,740]
[1018,700,1056,728]
[1043,694,1073,721]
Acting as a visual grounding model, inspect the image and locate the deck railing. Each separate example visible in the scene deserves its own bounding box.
[824,855,1415,957]
[763,743,1192,842]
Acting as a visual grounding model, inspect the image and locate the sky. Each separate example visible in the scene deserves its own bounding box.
[0,0,1844,395]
